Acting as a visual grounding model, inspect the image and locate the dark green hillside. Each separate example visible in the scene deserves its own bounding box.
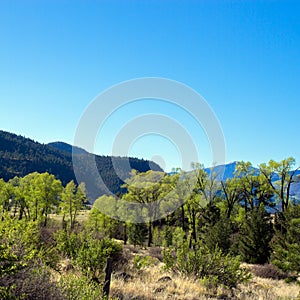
[0,130,74,184]
[0,130,163,201]
[48,141,88,155]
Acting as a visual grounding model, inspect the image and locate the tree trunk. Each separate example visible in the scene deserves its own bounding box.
[102,258,112,299]
[123,223,127,245]
[148,222,152,247]
[181,205,185,231]
[192,209,197,242]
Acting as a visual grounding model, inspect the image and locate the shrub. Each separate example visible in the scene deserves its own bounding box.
[59,273,103,300]
[76,235,122,280]
[54,230,82,259]
[251,264,289,280]
[163,239,251,289]
[133,255,158,270]
[0,261,64,300]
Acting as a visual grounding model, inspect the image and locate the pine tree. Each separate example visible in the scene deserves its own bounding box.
[271,204,300,273]
[127,223,148,247]
[239,204,274,264]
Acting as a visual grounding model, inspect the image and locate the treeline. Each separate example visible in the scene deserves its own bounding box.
[0,172,86,228]
[90,157,300,285]
[0,130,162,199]
[0,157,299,298]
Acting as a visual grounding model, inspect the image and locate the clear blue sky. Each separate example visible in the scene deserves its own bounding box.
[1,0,299,171]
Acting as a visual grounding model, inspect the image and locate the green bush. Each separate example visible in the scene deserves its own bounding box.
[133,255,158,270]
[163,239,251,289]
[54,230,82,259]
[59,273,103,300]
[76,235,122,280]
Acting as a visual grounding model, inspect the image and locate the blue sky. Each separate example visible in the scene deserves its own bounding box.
[0,0,299,171]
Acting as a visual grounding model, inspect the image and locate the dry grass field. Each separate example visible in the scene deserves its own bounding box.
[109,246,300,300]
[50,212,299,299]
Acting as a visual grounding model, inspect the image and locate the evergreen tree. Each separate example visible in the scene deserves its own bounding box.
[204,217,233,254]
[239,204,274,264]
[127,223,148,247]
[271,204,300,273]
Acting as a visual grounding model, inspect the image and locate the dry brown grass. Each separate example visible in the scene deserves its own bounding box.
[109,246,300,300]
[49,210,89,224]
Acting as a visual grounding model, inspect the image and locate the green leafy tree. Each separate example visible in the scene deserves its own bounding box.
[235,162,274,213]
[0,179,13,218]
[122,170,166,247]
[259,157,299,214]
[11,172,62,226]
[87,195,120,238]
[61,180,85,230]
[221,177,242,219]
[183,164,220,246]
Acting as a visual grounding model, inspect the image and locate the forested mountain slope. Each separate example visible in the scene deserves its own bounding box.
[0,130,163,201]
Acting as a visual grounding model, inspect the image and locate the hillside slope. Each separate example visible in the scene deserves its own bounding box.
[0,130,163,201]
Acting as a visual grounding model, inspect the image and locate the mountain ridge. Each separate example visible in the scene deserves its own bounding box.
[0,130,163,201]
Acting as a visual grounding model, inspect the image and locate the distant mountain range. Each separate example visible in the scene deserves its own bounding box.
[204,161,300,201]
[0,130,162,202]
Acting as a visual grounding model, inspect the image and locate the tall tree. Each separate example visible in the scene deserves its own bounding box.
[61,180,85,230]
[88,195,120,238]
[185,164,220,246]
[235,161,274,212]
[221,177,242,219]
[259,157,299,213]
[239,204,274,264]
[0,179,12,218]
[271,204,300,273]
[122,170,166,247]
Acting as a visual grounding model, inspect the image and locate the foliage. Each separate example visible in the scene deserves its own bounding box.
[76,234,122,280]
[122,170,166,246]
[0,130,162,200]
[259,157,299,213]
[60,180,85,229]
[127,222,148,247]
[163,239,251,289]
[0,155,300,297]
[55,230,82,259]
[0,216,38,277]
[162,225,173,247]
[271,204,300,273]
[0,216,63,299]
[239,204,274,264]
[1,262,64,300]
[87,195,121,238]
[59,273,103,300]
[202,216,234,254]
[133,255,158,270]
